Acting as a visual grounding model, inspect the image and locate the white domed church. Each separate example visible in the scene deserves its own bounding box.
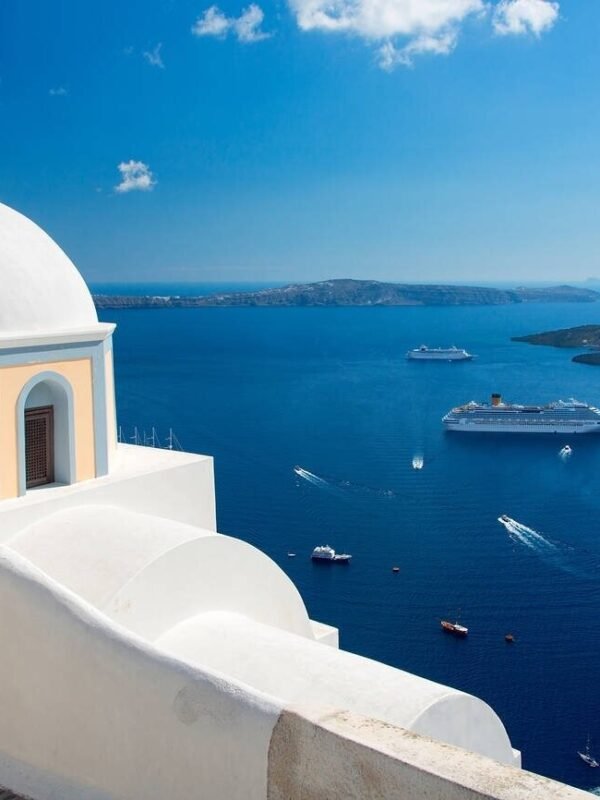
[0,203,117,499]
[0,203,585,800]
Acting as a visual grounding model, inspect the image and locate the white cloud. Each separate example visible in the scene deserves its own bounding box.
[193,6,231,37]
[49,86,68,96]
[377,29,458,69]
[289,0,560,69]
[493,0,559,36]
[115,161,156,194]
[192,4,270,42]
[289,0,483,40]
[143,43,165,68]
[235,5,271,41]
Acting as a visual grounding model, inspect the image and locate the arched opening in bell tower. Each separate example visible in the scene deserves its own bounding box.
[17,372,76,494]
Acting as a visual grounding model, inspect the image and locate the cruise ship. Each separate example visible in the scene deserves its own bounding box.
[443,394,600,434]
[407,345,474,361]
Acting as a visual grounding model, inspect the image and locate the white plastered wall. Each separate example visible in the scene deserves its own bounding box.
[0,548,282,800]
[7,505,314,641]
[156,611,519,766]
[0,445,216,541]
[6,502,519,768]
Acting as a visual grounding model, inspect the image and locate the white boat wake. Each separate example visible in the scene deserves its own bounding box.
[497,516,557,552]
[293,466,396,498]
[293,466,331,489]
[498,516,600,581]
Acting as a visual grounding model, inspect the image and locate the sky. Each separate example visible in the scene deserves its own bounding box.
[1,0,599,285]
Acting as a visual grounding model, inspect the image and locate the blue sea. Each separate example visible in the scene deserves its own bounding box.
[97,290,600,793]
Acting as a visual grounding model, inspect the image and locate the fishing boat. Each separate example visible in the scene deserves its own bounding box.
[578,736,599,768]
[441,620,468,637]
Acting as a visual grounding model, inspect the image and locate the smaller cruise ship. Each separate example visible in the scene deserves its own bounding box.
[407,345,474,361]
[311,545,352,562]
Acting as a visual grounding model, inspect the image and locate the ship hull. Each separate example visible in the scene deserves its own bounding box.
[443,421,600,434]
[408,352,472,361]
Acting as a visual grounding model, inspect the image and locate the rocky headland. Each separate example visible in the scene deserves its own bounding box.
[93,279,600,310]
[512,324,600,366]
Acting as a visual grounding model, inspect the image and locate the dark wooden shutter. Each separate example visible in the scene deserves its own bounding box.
[25,406,54,488]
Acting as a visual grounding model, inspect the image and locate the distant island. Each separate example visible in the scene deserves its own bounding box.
[93,280,600,309]
[512,324,600,366]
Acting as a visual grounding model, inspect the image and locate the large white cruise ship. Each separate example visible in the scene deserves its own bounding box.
[407,345,474,361]
[443,393,600,434]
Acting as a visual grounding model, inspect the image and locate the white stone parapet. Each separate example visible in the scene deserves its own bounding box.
[268,707,589,800]
[0,547,587,800]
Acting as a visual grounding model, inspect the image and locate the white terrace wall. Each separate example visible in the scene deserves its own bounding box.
[0,446,216,542]
[0,549,281,800]
[268,708,591,800]
[0,548,589,800]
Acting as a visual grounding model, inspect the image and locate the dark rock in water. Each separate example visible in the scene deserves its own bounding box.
[572,352,600,366]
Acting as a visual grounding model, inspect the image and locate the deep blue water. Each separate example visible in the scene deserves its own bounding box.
[100,301,600,792]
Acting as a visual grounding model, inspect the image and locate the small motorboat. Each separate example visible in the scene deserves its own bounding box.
[392,566,400,573]
[311,545,352,563]
[500,514,510,523]
[505,633,515,643]
[441,620,468,637]
[578,736,599,768]
[559,445,572,459]
[412,455,424,470]
[287,552,296,557]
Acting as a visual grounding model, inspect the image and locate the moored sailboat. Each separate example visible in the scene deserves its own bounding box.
[578,736,599,768]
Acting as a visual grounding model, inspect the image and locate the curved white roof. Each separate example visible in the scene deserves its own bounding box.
[0,202,99,336]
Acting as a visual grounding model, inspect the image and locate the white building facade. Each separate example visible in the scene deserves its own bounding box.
[0,202,588,799]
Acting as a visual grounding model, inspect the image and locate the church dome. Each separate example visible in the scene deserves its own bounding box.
[0,202,99,336]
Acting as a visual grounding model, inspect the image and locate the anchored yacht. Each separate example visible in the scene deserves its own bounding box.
[311,545,352,563]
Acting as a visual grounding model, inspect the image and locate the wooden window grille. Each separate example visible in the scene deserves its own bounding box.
[25,405,54,488]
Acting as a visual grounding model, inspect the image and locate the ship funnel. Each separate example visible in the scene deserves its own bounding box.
[491,393,502,407]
